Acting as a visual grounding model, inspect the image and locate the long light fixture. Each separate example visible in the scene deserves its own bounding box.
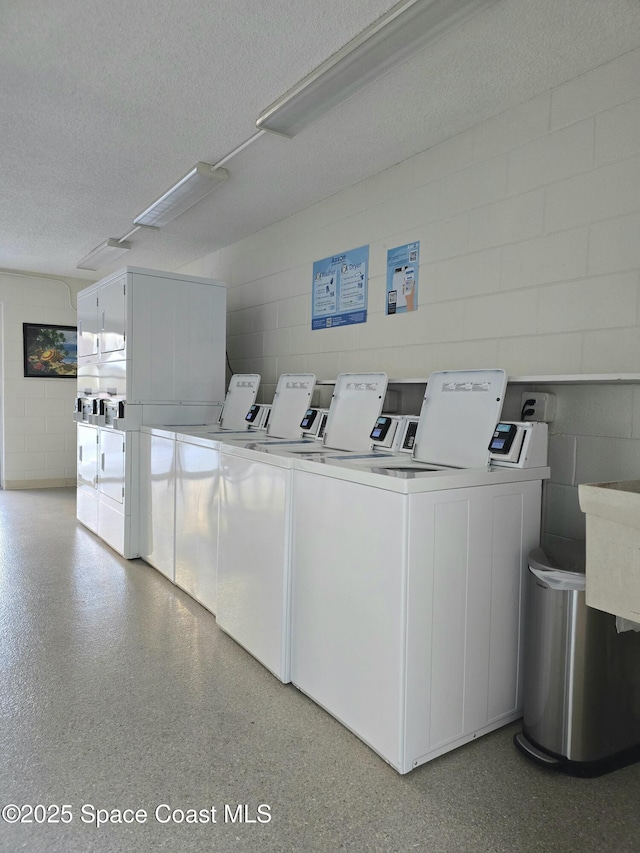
[76,238,131,271]
[133,162,229,228]
[257,0,495,137]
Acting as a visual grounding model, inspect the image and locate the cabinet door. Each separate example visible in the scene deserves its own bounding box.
[99,275,127,357]
[77,289,99,362]
[99,428,125,504]
[77,424,99,487]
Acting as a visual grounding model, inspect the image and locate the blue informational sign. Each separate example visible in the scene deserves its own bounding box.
[312,245,369,330]
[386,241,420,315]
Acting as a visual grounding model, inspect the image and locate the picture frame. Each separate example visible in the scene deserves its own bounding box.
[23,323,78,378]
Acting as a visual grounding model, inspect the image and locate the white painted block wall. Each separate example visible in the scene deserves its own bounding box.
[0,272,86,489]
[178,47,640,544]
[501,383,640,549]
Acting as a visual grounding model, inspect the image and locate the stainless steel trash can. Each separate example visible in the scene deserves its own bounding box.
[514,543,640,776]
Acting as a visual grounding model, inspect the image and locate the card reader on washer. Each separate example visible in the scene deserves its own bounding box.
[300,408,329,439]
[245,403,271,430]
[489,421,548,468]
[369,415,420,452]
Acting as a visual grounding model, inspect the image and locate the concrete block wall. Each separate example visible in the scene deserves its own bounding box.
[179,46,640,543]
[502,383,640,549]
[0,271,82,489]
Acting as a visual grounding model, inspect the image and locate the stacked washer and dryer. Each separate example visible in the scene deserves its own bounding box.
[75,267,226,559]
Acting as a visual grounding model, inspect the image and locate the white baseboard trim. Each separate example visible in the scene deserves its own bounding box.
[3,478,76,490]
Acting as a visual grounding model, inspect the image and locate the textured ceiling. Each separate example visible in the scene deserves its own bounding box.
[1,0,640,282]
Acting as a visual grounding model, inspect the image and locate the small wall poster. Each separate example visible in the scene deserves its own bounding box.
[386,241,420,315]
[312,245,369,330]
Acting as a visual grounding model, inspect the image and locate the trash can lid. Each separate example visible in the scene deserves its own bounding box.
[528,541,585,575]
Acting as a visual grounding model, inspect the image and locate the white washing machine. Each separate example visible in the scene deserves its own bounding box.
[170,372,316,620]
[289,369,551,773]
[139,425,178,581]
[138,375,262,596]
[213,372,316,681]
[174,427,225,614]
[215,373,389,682]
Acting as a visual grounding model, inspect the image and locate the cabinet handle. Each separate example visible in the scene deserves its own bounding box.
[101,311,105,331]
[78,320,83,336]
[79,446,83,462]
[101,452,105,471]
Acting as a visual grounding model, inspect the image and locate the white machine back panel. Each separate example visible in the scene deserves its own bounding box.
[220,374,261,430]
[414,369,507,469]
[129,271,226,404]
[323,373,388,451]
[266,374,316,438]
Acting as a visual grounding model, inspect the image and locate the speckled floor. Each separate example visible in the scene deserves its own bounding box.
[1,487,639,853]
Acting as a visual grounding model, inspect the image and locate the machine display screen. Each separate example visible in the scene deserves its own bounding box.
[489,422,518,454]
[370,416,392,442]
[300,409,318,429]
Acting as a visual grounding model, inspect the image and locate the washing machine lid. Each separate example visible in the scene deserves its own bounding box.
[322,372,388,451]
[413,369,507,469]
[265,373,316,438]
[219,374,261,430]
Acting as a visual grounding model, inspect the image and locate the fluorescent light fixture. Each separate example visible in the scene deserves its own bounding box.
[257,0,495,137]
[76,238,131,271]
[133,162,229,227]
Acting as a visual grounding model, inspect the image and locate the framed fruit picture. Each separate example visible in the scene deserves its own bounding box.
[23,323,78,378]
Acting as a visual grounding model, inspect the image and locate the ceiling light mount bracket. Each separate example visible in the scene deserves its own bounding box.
[133,162,229,228]
[76,238,131,271]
